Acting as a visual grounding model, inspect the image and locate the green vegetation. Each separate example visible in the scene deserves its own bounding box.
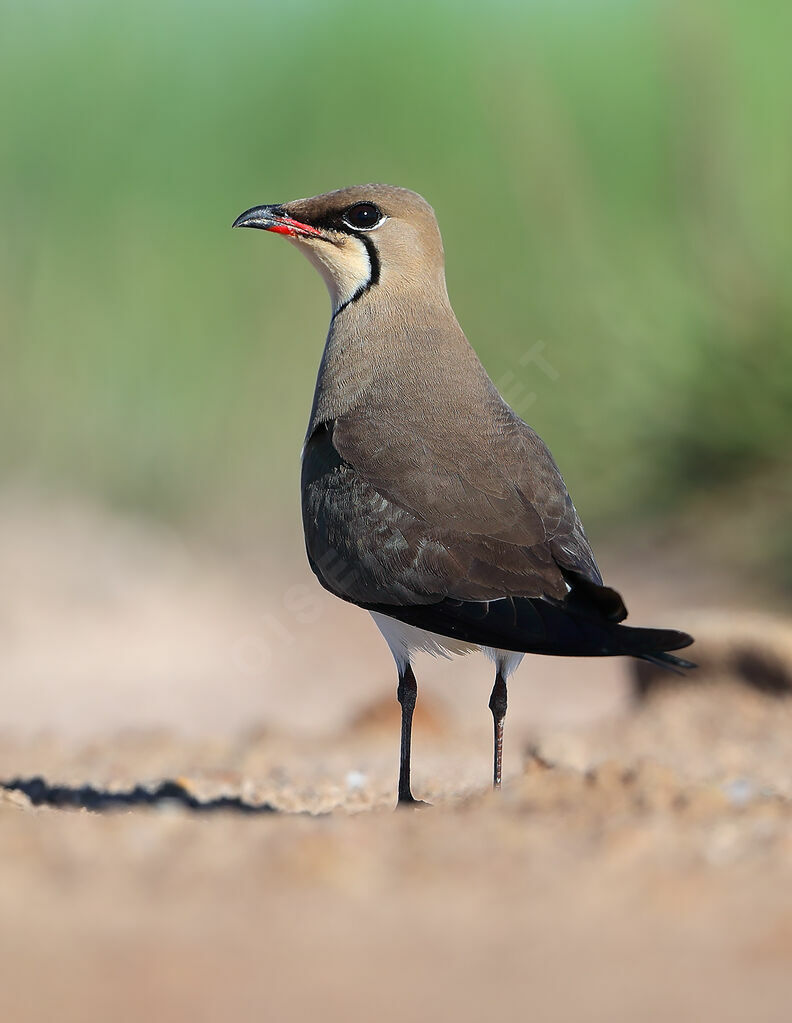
[1,1,790,576]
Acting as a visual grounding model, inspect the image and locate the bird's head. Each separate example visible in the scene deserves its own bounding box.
[232,184,448,315]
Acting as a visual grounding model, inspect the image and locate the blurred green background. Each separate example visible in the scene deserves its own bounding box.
[2,0,790,584]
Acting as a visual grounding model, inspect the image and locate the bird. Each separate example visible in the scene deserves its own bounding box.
[232,184,695,805]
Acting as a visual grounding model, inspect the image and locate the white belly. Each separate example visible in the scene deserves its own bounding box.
[370,611,525,679]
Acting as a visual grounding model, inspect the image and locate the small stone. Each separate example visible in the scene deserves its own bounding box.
[345,770,367,791]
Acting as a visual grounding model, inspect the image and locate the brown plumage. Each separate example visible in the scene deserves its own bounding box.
[233,184,695,804]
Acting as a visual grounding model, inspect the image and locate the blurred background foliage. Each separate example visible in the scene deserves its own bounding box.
[1,0,790,583]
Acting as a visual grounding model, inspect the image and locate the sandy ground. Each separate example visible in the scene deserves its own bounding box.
[2,493,792,1022]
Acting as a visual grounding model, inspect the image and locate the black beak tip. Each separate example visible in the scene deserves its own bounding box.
[232,208,256,229]
[232,204,278,230]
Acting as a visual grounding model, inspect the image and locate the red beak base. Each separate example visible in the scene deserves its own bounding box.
[232,206,325,239]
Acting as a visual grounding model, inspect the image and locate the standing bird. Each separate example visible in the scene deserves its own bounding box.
[233,185,694,805]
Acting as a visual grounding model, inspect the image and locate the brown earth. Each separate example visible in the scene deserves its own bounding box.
[1,493,792,1022]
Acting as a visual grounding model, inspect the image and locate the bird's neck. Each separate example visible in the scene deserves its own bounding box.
[306,290,496,438]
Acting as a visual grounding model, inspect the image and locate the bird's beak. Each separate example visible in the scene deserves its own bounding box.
[232,204,326,240]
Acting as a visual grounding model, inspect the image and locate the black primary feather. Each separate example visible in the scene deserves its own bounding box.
[360,593,695,663]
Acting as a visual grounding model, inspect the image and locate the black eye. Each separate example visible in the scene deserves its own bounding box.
[341,202,383,231]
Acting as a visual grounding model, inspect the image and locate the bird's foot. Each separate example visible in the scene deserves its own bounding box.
[396,794,431,810]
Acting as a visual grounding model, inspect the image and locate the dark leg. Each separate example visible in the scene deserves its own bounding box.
[397,663,420,805]
[488,670,508,789]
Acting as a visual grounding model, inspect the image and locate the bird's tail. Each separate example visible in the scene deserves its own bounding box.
[608,622,696,669]
[637,649,697,674]
[560,569,696,670]
[364,594,696,665]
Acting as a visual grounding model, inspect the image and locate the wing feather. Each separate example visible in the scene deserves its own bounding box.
[302,415,598,608]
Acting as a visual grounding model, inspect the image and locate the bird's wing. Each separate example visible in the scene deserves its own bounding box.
[301,417,699,661]
[302,410,614,612]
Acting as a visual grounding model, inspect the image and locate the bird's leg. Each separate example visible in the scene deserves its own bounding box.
[488,670,508,789]
[397,663,420,805]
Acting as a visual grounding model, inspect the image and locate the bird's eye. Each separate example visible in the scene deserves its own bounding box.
[341,202,383,231]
